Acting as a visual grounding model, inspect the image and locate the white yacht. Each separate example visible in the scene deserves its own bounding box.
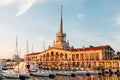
[76,70,91,76]
[88,70,102,75]
[0,66,2,78]
[14,61,38,78]
[31,70,56,78]
[31,70,49,77]
[76,70,87,75]
[56,70,72,76]
[2,70,19,79]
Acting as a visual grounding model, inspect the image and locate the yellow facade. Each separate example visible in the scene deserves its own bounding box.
[26,45,116,69]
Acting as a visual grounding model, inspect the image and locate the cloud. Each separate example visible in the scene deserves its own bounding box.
[115,36,120,43]
[115,16,120,26]
[15,0,36,17]
[0,0,37,17]
[0,0,58,17]
[78,13,85,21]
[116,16,120,25]
[0,0,85,17]
[0,0,16,6]
[0,0,84,17]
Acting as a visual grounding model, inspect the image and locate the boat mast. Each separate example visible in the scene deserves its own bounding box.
[26,38,29,62]
[43,40,46,68]
[15,35,19,71]
[31,44,34,53]
[26,38,29,54]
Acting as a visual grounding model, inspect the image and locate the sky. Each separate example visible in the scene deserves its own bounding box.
[0,0,120,59]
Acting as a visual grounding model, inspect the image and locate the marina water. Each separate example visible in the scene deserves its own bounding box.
[3,75,120,80]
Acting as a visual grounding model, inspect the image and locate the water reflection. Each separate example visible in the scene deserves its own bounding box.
[28,75,120,80]
[28,76,54,80]
[3,78,20,80]
[3,75,120,80]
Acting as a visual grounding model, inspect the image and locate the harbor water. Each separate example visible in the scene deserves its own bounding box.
[3,75,120,80]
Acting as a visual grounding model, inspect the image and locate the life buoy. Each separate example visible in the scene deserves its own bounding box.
[26,64,30,69]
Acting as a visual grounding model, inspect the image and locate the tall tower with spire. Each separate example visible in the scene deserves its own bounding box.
[52,5,70,50]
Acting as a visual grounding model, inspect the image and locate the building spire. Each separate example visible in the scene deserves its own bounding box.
[60,5,63,33]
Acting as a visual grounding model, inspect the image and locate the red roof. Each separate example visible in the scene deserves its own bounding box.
[26,45,114,56]
[26,52,40,56]
[72,45,109,51]
[26,47,64,56]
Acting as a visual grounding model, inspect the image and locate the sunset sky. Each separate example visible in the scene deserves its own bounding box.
[0,0,120,59]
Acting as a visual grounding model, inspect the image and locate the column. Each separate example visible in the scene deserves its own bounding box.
[104,61,106,68]
[103,50,106,60]
[119,61,120,68]
[107,53,109,60]
[94,50,96,61]
[106,52,107,60]
[54,53,55,61]
[96,61,99,67]
[90,61,91,69]
[45,54,46,62]
[49,53,51,61]
[84,61,86,69]
[75,53,76,61]
[105,52,107,60]
[111,61,113,68]
[112,62,114,68]
[108,52,110,60]
[79,53,81,61]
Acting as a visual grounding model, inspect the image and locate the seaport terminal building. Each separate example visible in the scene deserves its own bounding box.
[26,7,120,70]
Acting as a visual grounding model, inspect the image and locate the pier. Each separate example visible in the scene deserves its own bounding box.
[36,60,120,69]
[35,60,120,75]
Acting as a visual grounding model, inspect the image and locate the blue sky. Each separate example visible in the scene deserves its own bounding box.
[0,0,120,59]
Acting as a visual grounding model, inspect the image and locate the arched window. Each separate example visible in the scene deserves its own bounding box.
[80,54,83,60]
[76,54,79,61]
[72,54,75,61]
[46,53,49,61]
[60,53,63,61]
[51,52,54,61]
[51,52,54,56]
[85,54,88,60]
[96,53,99,60]
[55,52,59,61]
[65,54,67,61]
